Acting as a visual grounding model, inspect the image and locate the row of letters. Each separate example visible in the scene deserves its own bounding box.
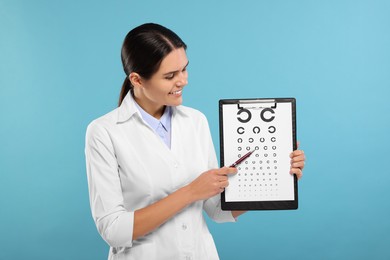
[237,137,276,143]
[237,126,276,134]
[237,108,275,123]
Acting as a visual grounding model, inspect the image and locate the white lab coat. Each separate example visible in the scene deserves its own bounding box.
[85,93,235,260]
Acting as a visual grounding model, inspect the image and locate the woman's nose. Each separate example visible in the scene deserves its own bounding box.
[177,72,188,86]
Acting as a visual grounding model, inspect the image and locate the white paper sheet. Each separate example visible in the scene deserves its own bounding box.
[222,102,295,202]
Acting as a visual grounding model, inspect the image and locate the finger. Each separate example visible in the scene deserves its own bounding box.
[291,149,304,157]
[219,180,229,188]
[291,151,306,170]
[291,161,305,170]
[291,154,305,162]
[291,155,306,166]
[214,181,228,194]
[217,175,228,182]
[290,167,303,180]
[218,167,238,175]
[290,150,304,158]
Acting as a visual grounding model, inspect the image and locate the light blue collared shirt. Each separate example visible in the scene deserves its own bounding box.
[134,102,172,149]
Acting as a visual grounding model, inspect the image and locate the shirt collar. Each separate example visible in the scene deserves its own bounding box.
[117,92,138,123]
[134,101,172,132]
[159,106,172,131]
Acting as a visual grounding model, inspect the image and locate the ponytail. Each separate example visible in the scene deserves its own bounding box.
[118,77,132,106]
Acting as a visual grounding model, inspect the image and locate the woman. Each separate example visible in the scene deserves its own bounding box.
[85,23,305,260]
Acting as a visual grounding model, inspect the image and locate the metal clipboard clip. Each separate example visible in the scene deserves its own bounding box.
[237,99,277,110]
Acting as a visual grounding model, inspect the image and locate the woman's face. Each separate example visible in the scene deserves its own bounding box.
[132,47,189,118]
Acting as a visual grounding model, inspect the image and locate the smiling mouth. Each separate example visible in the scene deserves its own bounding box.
[169,89,182,95]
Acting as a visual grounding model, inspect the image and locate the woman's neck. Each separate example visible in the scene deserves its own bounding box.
[134,96,165,119]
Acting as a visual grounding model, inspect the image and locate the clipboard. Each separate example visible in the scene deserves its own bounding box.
[219,98,298,210]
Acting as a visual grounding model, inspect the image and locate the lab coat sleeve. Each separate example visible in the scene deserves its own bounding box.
[85,121,134,247]
[198,114,236,223]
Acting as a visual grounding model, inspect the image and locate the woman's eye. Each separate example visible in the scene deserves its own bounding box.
[165,74,174,80]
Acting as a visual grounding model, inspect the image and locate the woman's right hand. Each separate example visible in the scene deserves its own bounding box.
[187,167,237,202]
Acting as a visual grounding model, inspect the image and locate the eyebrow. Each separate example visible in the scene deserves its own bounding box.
[163,60,190,76]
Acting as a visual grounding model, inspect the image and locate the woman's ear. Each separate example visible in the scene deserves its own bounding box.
[129,72,143,89]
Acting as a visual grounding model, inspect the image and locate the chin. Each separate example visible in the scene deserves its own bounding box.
[171,101,183,107]
[168,97,183,106]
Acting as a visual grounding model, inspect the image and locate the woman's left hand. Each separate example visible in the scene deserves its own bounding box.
[289,145,305,180]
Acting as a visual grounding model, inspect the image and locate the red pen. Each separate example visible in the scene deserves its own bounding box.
[229,149,256,168]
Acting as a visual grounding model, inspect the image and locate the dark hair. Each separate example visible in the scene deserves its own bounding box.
[118,23,187,106]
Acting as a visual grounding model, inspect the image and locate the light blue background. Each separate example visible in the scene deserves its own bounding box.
[1,0,389,259]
